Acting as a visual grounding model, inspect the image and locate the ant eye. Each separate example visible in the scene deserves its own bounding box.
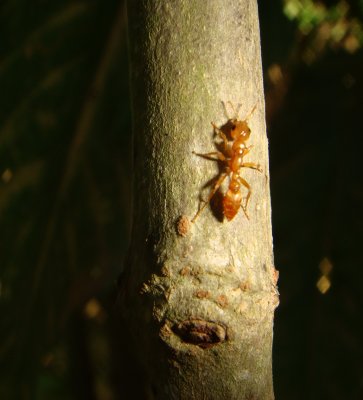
[231,124,236,130]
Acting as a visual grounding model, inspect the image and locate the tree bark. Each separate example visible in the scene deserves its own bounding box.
[120,0,278,399]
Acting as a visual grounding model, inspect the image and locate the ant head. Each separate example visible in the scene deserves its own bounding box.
[221,102,256,139]
[230,119,251,140]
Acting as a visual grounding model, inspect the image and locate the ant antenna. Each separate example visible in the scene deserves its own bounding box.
[221,101,241,120]
[243,103,257,122]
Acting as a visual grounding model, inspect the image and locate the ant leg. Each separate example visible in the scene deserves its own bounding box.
[211,122,228,150]
[241,145,253,157]
[237,176,252,217]
[193,150,226,162]
[241,162,262,172]
[191,173,228,223]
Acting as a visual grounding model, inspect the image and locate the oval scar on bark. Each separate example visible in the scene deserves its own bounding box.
[172,319,227,348]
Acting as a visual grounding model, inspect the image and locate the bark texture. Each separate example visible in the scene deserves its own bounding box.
[120,0,278,399]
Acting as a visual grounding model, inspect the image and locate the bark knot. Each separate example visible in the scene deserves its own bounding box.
[172,319,227,348]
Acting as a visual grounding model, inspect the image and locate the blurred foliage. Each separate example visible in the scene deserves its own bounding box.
[260,0,363,399]
[1,0,363,399]
[283,0,363,60]
[0,0,130,399]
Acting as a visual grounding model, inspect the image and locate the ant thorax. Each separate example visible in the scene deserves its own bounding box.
[232,137,247,154]
[229,154,244,172]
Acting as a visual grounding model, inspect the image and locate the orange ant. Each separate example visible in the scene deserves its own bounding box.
[191,102,262,223]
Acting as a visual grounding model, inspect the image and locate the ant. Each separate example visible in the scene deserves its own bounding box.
[191,102,262,223]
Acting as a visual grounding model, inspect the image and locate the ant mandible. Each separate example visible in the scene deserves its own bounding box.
[191,102,262,223]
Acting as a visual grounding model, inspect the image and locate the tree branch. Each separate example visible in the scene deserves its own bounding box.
[120,0,278,398]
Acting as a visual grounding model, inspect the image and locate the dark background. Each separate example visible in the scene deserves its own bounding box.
[1,1,362,399]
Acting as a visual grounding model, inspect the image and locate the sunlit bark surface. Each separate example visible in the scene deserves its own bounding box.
[120,1,278,398]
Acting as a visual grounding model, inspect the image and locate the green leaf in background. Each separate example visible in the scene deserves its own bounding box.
[283,0,363,59]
